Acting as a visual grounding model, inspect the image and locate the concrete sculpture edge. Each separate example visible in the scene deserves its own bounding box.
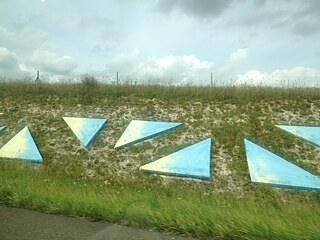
[140,138,212,180]
[0,127,43,163]
[244,138,320,190]
[115,120,183,149]
[63,117,107,149]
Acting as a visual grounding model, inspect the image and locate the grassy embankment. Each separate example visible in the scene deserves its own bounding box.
[0,81,319,239]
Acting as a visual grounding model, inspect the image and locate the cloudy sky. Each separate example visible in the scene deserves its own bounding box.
[0,0,320,86]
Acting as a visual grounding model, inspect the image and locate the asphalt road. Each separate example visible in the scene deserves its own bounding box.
[0,205,197,240]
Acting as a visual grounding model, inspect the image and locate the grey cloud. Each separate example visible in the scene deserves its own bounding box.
[78,15,123,51]
[106,48,140,73]
[0,47,23,77]
[92,44,112,54]
[156,0,233,19]
[239,9,286,28]
[295,0,320,19]
[157,0,178,12]
[78,15,116,35]
[293,21,320,36]
[228,1,293,29]
[0,47,19,70]
[241,0,320,36]
[291,0,320,36]
[254,0,266,8]
[0,25,48,56]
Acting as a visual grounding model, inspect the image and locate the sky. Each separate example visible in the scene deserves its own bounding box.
[0,0,320,86]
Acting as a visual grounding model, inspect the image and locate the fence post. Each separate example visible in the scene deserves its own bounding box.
[116,72,119,85]
[35,71,40,83]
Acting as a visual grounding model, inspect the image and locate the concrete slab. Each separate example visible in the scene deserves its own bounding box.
[115,120,182,149]
[276,125,320,147]
[0,126,6,133]
[63,117,107,149]
[0,127,42,163]
[140,138,212,180]
[0,206,196,240]
[244,139,320,190]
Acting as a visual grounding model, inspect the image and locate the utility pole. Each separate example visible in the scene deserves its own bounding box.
[211,72,213,87]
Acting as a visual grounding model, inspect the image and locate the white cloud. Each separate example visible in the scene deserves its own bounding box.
[0,47,25,77]
[229,48,248,62]
[136,55,214,84]
[48,75,62,84]
[28,50,77,75]
[234,66,320,87]
[218,48,249,77]
[18,63,35,74]
[105,50,214,84]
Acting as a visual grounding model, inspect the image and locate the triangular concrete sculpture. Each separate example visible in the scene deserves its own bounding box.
[276,125,320,147]
[244,139,320,190]
[115,120,183,149]
[0,127,43,163]
[140,138,212,179]
[63,117,107,149]
[0,126,6,133]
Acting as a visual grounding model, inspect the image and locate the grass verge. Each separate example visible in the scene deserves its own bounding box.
[0,161,319,239]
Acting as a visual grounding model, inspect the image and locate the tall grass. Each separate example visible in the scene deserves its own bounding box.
[0,162,319,239]
[0,80,320,104]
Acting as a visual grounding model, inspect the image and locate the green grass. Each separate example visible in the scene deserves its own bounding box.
[0,81,320,239]
[1,162,319,239]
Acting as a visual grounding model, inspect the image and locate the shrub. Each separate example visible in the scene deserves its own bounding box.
[80,74,98,88]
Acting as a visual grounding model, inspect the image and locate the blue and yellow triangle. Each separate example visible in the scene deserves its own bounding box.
[63,117,107,149]
[0,127,43,163]
[115,120,182,149]
[276,125,320,147]
[244,139,320,190]
[140,138,212,179]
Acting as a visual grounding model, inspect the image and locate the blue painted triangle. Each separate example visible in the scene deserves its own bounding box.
[244,139,320,190]
[115,120,183,149]
[63,117,107,149]
[0,127,43,163]
[276,125,320,147]
[140,138,212,179]
[0,126,6,133]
